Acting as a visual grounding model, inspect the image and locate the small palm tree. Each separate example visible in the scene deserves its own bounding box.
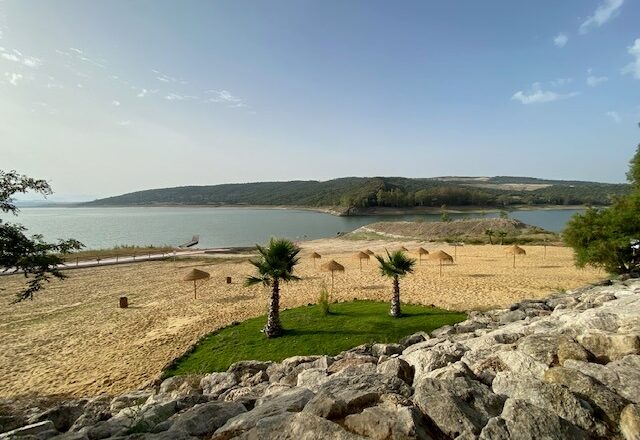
[485,229,494,245]
[376,250,416,318]
[245,238,301,338]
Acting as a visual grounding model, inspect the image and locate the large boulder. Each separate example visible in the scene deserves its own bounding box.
[303,391,348,420]
[111,391,154,413]
[576,331,640,362]
[326,355,377,375]
[343,402,434,440]
[564,355,640,403]
[230,412,365,439]
[371,343,403,358]
[620,404,640,440]
[479,398,590,440]
[400,340,467,383]
[0,421,55,439]
[557,337,591,365]
[167,401,246,436]
[492,371,604,435]
[212,388,314,439]
[376,358,414,385]
[29,401,87,432]
[200,372,238,398]
[413,376,504,437]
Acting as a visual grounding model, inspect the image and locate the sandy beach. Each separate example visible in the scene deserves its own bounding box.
[0,238,603,399]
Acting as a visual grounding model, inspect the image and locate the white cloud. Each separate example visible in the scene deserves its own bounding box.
[587,75,608,86]
[165,92,197,101]
[550,78,572,87]
[511,83,578,104]
[4,72,23,86]
[112,100,121,107]
[117,120,130,126]
[137,88,148,97]
[606,111,621,123]
[579,0,624,34]
[622,38,640,79]
[0,49,42,68]
[553,33,568,48]
[204,89,248,108]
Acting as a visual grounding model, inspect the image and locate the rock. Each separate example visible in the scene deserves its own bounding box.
[296,368,329,392]
[227,361,273,382]
[371,343,403,358]
[564,355,640,403]
[240,371,268,387]
[303,391,348,420]
[413,376,504,437]
[229,412,366,440]
[0,421,55,439]
[400,340,467,383]
[401,338,443,355]
[557,337,591,365]
[544,366,629,429]
[492,371,603,435]
[343,403,434,440]
[221,384,267,409]
[479,399,590,440]
[577,331,640,362]
[200,372,238,397]
[213,388,314,439]
[496,349,547,380]
[498,310,526,324]
[376,358,414,385]
[29,401,87,432]
[317,372,412,410]
[516,334,562,366]
[399,331,428,348]
[430,325,455,338]
[425,360,475,381]
[68,396,112,433]
[620,404,640,440]
[167,401,246,436]
[326,355,377,374]
[111,391,154,413]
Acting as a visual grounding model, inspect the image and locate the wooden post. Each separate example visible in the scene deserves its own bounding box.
[439,260,442,277]
[226,276,232,284]
[513,253,516,268]
[359,259,362,271]
[119,296,128,308]
[116,254,119,263]
[331,271,335,291]
[76,257,79,267]
[193,280,197,299]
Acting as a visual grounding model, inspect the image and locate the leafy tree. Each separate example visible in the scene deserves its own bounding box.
[440,204,451,222]
[564,145,640,275]
[245,238,301,337]
[375,250,416,318]
[1,170,83,301]
[499,210,509,219]
[496,230,507,245]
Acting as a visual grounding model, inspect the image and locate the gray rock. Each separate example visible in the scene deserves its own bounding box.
[425,360,475,381]
[111,391,154,413]
[371,343,403,358]
[430,325,455,338]
[213,388,314,439]
[296,368,329,392]
[492,371,603,435]
[400,340,467,383]
[227,361,273,382]
[496,349,548,380]
[230,412,365,440]
[557,337,591,365]
[167,401,246,436]
[303,391,348,420]
[498,310,526,324]
[343,403,434,440]
[544,366,629,429]
[221,384,267,408]
[29,401,87,432]
[0,421,55,439]
[516,334,562,366]
[479,399,589,440]
[376,358,414,385]
[399,332,428,348]
[577,331,640,362]
[200,372,238,397]
[620,404,640,440]
[413,376,504,437]
[564,355,640,403]
[326,355,377,375]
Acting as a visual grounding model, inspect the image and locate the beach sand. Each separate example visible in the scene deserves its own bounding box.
[0,238,603,399]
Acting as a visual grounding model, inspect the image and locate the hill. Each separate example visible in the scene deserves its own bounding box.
[84,176,629,212]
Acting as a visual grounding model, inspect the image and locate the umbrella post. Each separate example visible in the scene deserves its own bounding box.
[331,271,334,291]
[439,260,442,277]
[193,280,197,299]
[513,253,516,268]
[359,259,362,271]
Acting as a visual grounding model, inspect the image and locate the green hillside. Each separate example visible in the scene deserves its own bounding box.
[85,176,629,210]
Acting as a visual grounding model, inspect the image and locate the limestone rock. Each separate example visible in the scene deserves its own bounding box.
[200,372,238,398]
[557,337,591,365]
[399,331,428,348]
[400,340,467,383]
[29,401,87,432]
[577,331,640,362]
[111,391,154,413]
[326,355,377,375]
[303,391,348,420]
[0,421,55,439]
[343,403,434,440]
[371,343,404,358]
[564,355,640,403]
[620,404,640,440]
[296,368,329,392]
[167,401,246,436]
[376,358,414,385]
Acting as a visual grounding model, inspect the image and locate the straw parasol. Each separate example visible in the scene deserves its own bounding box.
[183,268,210,298]
[505,245,526,268]
[428,250,454,276]
[365,249,375,255]
[321,260,345,290]
[310,252,322,267]
[399,246,409,252]
[355,251,370,271]
[417,247,429,264]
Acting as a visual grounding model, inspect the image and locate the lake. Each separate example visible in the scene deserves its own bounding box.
[9,207,583,249]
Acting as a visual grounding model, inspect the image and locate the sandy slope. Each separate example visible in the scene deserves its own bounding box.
[0,238,602,399]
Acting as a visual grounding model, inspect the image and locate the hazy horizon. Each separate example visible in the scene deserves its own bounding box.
[2,0,639,201]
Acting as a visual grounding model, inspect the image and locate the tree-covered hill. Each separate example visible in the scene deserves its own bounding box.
[84,176,629,210]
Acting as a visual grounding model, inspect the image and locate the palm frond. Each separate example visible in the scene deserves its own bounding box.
[376,249,416,278]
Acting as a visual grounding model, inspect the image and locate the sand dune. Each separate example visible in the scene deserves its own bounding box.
[0,239,602,399]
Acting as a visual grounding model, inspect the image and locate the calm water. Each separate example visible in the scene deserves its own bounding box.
[9,207,583,250]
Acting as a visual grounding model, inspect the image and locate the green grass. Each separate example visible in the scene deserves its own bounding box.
[163,300,466,378]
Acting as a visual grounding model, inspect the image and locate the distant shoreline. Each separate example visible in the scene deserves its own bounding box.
[48,203,589,217]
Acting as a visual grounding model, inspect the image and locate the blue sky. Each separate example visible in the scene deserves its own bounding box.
[1,0,639,200]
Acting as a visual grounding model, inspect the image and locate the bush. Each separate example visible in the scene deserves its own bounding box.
[318,285,330,316]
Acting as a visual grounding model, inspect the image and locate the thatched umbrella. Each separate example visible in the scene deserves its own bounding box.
[417,247,429,264]
[399,246,409,252]
[365,249,375,256]
[310,252,322,267]
[505,245,526,268]
[428,250,454,276]
[355,251,370,271]
[321,260,345,290]
[183,268,210,298]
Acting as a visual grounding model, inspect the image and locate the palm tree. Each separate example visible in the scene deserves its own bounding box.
[376,250,416,318]
[485,229,494,245]
[497,230,507,245]
[245,238,301,338]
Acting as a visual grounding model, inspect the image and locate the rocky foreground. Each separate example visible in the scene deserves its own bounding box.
[2,279,639,440]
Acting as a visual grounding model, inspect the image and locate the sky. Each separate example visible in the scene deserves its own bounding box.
[1,0,639,201]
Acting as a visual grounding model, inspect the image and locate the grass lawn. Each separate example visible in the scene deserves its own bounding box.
[163,300,466,378]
